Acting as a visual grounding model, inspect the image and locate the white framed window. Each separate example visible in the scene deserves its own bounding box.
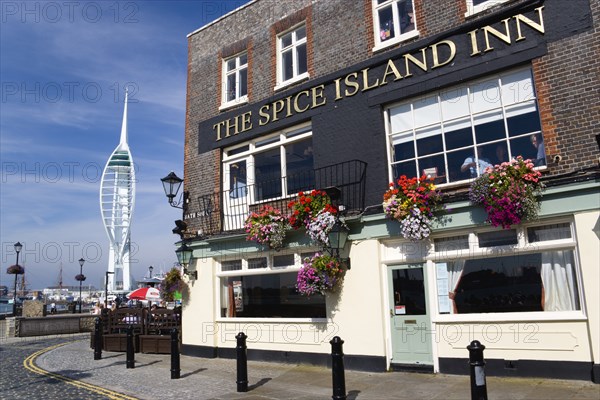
[385,67,545,185]
[217,250,326,319]
[275,24,308,90]
[221,52,248,109]
[372,0,418,52]
[465,0,510,17]
[223,123,314,203]
[433,221,582,316]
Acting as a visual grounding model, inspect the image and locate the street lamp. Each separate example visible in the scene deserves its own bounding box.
[104,271,114,308]
[77,258,85,313]
[11,242,23,316]
[148,265,154,278]
[176,243,195,279]
[161,171,185,209]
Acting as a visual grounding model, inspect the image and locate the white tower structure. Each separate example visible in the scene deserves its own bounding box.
[100,92,135,292]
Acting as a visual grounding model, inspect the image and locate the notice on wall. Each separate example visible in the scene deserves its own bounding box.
[395,305,406,315]
[436,262,451,314]
[233,280,243,312]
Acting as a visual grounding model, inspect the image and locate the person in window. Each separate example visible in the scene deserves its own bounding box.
[461,147,493,178]
[530,133,546,166]
[494,143,508,164]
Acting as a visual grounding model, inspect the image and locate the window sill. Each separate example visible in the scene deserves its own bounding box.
[432,311,587,324]
[216,317,329,323]
[219,96,248,112]
[464,0,510,18]
[274,72,310,92]
[372,30,420,54]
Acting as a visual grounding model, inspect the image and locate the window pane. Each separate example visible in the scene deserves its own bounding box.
[448,148,475,182]
[392,268,426,315]
[470,79,501,113]
[239,53,248,65]
[378,6,394,41]
[418,154,445,180]
[478,229,518,247]
[398,0,415,33]
[506,104,541,137]
[528,223,572,243]
[390,104,412,132]
[222,260,242,271]
[229,160,247,199]
[509,135,537,161]
[491,142,509,165]
[474,111,505,144]
[226,59,236,71]
[282,50,293,81]
[296,26,306,40]
[393,160,417,180]
[416,127,442,156]
[285,138,314,194]
[221,273,326,318]
[226,74,236,102]
[441,87,469,120]
[239,68,248,97]
[393,133,415,161]
[413,95,440,127]
[501,69,534,105]
[297,43,307,75]
[273,254,295,268]
[255,147,282,200]
[434,235,469,252]
[444,118,473,150]
[281,32,292,48]
[248,257,267,269]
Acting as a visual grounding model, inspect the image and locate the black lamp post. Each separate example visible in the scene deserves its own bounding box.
[77,258,85,313]
[327,220,349,259]
[105,271,114,308]
[176,243,195,279]
[11,242,23,316]
[147,265,155,287]
[161,171,184,209]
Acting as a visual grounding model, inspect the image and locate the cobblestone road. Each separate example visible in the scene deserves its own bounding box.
[0,336,121,400]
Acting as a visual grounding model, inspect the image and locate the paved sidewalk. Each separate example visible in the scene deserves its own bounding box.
[28,336,600,400]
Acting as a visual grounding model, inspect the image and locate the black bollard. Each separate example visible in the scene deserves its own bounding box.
[330,336,347,400]
[171,328,181,379]
[467,340,488,400]
[126,325,135,369]
[93,317,102,360]
[236,332,248,392]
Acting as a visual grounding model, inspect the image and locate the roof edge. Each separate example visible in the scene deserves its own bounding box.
[187,0,258,38]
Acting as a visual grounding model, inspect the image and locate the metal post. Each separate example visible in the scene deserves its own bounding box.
[126,325,135,369]
[467,340,488,400]
[236,332,248,392]
[330,336,347,400]
[93,317,103,360]
[170,328,180,379]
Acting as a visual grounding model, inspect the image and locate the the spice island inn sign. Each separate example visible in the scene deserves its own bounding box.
[211,6,545,143]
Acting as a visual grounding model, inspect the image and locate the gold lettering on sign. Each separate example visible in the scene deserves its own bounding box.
[483,18,512,52]
[514,6,545,41]
[258,104,270,126]
[403,48,428,77]
[380,59,403,85]
[333,77,344,100]
[431,40,457,69]
[311,84,327,109]
[344,72,360,97]
[294,90,311,113]
[361,68,380,92]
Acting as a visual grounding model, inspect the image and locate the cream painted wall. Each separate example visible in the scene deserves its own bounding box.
[574,210,600,365]
[434,321,592,361]
[182,257,218,348]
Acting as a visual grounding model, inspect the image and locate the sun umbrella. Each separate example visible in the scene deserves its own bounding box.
[127,287,161,301]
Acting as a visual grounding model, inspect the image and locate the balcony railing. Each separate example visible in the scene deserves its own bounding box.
[195,160,367,236]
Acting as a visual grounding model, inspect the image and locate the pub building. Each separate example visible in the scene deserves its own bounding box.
[172,0,599,382]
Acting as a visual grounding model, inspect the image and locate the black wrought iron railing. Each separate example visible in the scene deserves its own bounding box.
[195,160,367,236]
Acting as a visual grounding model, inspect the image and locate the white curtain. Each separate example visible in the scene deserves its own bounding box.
[541,250,578,311]
[537,227,578,311]
[448,260,465,313]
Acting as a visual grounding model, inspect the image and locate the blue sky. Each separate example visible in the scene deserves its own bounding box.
[1,1,244,291]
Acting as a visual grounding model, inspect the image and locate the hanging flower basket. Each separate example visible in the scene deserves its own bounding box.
[306,208,337,247]
[244,205,290,250]
[161,267,188,303]
[287,190,337,230]
[75,274,86,282]
[7,264,24,275]
[296,253,345,297]
[382,175,445,240]
[469,156,544,229]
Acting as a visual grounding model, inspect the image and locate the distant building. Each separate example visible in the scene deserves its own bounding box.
[175,0,599,383]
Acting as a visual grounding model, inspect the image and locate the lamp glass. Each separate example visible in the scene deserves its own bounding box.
[176,243,193,266]
[328,221,348,252]
[14,242,23,253]
[79,258,85,267]
[161,171,183,199]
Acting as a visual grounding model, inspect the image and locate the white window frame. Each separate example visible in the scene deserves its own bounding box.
[222,123,313,204]
[372,0,419,53]
[428,219,586,323]
[465,0,511,18]
[275,23,309,91]
[215,249,326,322]
[220,52,248,110]
[384,67,545,187]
